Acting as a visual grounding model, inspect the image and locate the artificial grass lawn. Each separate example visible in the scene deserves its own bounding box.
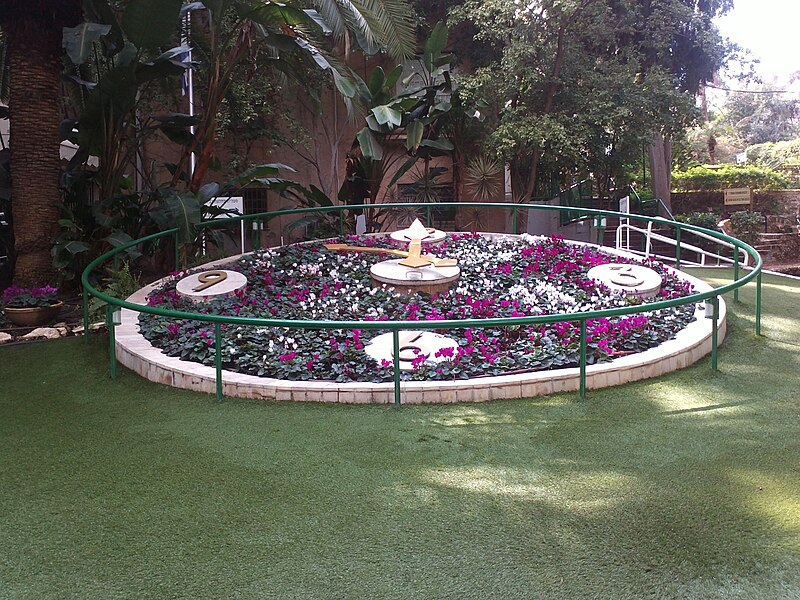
[1,268,799,599]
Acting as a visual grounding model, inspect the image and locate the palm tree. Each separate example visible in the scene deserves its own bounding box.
[0,2,81,287]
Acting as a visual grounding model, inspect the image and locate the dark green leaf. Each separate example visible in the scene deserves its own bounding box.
[420,138,453,151]
[357,127,383,160]
[368,66,385,97]
[331,69,356,99]
[82,0,124,54]
[153,113,201,127]
[371,105,402,127]
[226,164,296,189]
[198,182,221,204]
[62,240,90,255]
[62,22,112,65]
[387,156,418,187]
[122,0,183,49]
[423,22,449,74]
[406,120,423,152]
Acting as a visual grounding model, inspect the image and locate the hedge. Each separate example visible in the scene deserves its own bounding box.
[671,165,790,192]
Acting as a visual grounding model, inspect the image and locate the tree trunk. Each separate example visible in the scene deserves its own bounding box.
[6,20,64,286]
[648,132,672,216]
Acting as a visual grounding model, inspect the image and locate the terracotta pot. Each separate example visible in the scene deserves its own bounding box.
[3,301,63,327]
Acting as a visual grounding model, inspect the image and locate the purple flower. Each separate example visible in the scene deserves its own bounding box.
[2,284,59,308]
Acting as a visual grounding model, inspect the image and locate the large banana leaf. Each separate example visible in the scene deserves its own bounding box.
[150,191,202,244]
[121,0,184,50]
[357,128,383,160]
[62,23,112,65]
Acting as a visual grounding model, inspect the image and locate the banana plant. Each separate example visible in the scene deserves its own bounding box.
[62,0,193,203]
[342,23,461,205]
[169,0,413,193]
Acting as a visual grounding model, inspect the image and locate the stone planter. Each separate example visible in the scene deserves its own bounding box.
[3,301,63,327]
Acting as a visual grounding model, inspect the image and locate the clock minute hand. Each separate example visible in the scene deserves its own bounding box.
[322,243,457,267]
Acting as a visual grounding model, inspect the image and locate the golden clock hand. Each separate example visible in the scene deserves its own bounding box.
[322,243,457,267]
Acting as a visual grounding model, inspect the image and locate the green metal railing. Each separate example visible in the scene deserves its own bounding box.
[81,202,763,405]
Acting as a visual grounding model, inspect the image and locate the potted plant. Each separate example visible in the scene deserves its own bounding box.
[1,284,62,327]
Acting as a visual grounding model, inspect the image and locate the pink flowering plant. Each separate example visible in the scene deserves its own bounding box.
[1,284,60,308]
[138,234,697,382]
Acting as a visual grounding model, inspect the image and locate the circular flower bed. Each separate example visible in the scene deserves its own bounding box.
[138,234,697,383]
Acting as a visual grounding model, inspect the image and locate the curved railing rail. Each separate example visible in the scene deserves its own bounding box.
[81,202,763,404]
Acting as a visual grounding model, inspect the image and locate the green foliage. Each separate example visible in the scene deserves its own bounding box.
[746,139,800,168]
[88,261,141,321]
[352,23,455,165]
[51,186,144,282]
[340,24,469,205]
[449,0,731,200]
[728,210,763,246]
[313,0,416,60]
[719,89,800,146]
[53,163,291,279]
[62,0,193,202]
[674,211,721,231]
[674,211,721,251]
[464,155,502,200]
[671,165,790,192]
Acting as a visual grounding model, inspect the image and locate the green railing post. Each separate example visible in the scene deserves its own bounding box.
[214,322,223,403]
[174,232,181,270]
[595,216,605,246]
[675,226,681,270]
[392,329,401,406]
[756,272,763,336]
[339,210,345,236]
[106,304,117,379]
[512,206,518,235]
[710,296,719,371]
[425,205,432,228]
[252,220,261,251]
[579,320,587,398]
[733,247,740,303]
[82,287,90,345]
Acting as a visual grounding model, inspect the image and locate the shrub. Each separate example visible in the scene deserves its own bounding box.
[746,139,800,168]
[728,211,763,246]
[674,211,721,231]
[674,212,721,251]
[89,262,141,321]
[671,164,790,192]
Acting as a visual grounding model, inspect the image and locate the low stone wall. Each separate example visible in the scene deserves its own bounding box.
[671,190,800,217]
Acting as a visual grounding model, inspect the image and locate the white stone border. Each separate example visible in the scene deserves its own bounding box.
[114,238,726,404]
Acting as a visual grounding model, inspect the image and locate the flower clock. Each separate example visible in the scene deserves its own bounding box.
[138,234,697,383]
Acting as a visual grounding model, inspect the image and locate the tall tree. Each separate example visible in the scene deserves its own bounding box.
[720,89,800,146]
[0,2,82,286]
[450,0,732,211]
[635,0,733,212]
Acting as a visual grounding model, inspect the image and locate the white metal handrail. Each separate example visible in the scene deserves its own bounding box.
[615,221,750,268]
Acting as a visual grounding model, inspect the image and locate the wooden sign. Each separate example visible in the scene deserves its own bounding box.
[723,188,752,206]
